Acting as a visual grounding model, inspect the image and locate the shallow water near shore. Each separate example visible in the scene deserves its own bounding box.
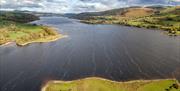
[0,17,180,91]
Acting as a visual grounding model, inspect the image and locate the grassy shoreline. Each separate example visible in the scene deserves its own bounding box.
[42,77,180,91]
[16,34,67,46]
[0,11,67,46]
[0,20,66,46]
[81,20,180,36]
[0,26,66,46]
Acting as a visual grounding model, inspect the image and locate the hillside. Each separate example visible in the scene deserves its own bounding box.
[66,6,163,19]
[0,11,39,23]
[77,6,180,35]
[43,77,180,91]
[120,8,154,18]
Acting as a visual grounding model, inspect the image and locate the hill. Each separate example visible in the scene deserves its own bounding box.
[0,11,39,23]
[120,8,154,18]
[65,5,165,19]
[75,6,180,35]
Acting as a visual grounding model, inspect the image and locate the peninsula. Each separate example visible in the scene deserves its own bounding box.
[0,11,65,46]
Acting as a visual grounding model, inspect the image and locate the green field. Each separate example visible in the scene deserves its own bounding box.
[0,11,64,46]
[0,22,63,46]
[43,77,180,91]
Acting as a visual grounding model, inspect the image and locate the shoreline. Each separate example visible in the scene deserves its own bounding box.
[0,41,15,47]
[43,77,179,84]
[0,34,67,47]
[16,34,67,46]
[42,77,180,91]
[81,21,180,36]
[0,23,68,47]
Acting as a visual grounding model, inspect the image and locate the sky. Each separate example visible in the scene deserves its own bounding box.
[0,0,180,13]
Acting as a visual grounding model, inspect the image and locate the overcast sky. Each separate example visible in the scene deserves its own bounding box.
[0,0,180,13]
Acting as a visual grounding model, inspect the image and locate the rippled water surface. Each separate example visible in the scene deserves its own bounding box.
[0,17,180,91]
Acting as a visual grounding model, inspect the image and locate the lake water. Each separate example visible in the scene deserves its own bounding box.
[0,17,180,91]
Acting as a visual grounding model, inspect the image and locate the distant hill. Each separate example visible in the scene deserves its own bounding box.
[10,10,63,17]
[145,5,166,10]
[65,5,179,20]
[0,11,39,23]
[74,6,180,35]
[160,6,180,15]
[65,7,130,19]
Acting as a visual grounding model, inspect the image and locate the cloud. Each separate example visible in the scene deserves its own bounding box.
[0,0,179,13]
[173,0,180,1]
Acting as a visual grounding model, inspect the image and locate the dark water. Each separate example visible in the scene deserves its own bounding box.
[0,17,180,91]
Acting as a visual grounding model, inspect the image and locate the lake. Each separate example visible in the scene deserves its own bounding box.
[0,17,180,91]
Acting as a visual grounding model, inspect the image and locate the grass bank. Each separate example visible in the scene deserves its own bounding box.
[0,11,66,46]
[42,77,180,91]
[0,22,65,46]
